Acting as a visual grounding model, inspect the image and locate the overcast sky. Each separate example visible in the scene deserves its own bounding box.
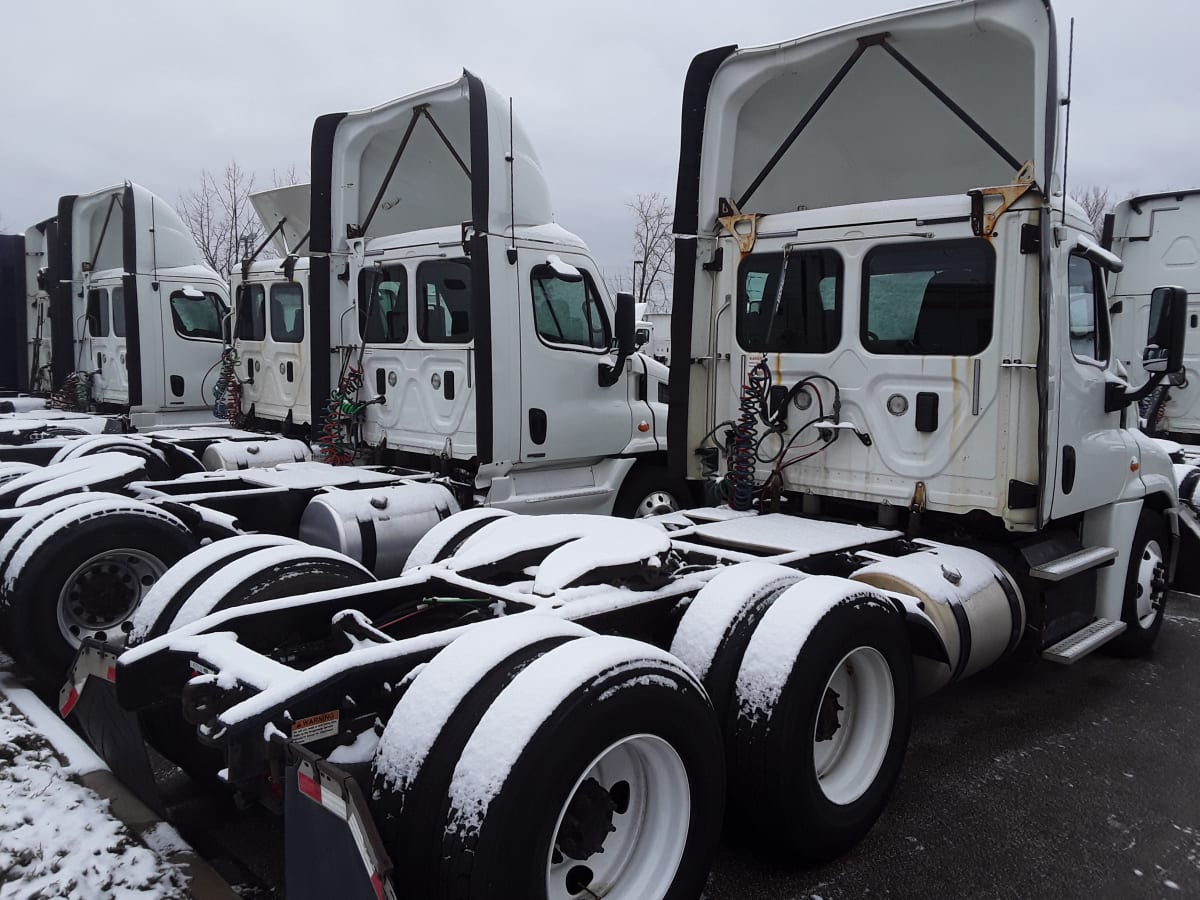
[1,0,1197,276]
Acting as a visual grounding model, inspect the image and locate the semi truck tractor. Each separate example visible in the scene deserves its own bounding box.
[0,74,682,687]
[55,1,1193,899]
[1106,189,1200,440]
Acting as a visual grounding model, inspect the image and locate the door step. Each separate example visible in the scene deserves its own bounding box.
[1042,618,1126,664]
[1029,546,1118,582]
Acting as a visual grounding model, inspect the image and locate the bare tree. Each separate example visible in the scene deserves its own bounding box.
[272,163,304,189]
[627,192,674,314]
[1070,184,1111,238]
[178,161,266,279]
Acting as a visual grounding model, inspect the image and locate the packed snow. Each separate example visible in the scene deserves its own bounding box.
[0,697,188,898]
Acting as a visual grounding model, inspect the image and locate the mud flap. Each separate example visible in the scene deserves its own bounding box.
[68,675,164,816]
[1173,505,1200,594]
[284,747,396,900]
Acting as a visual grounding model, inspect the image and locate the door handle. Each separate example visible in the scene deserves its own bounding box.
[444,370,455,400]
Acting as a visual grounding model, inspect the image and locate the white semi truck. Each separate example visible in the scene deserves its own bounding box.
[0,183,239,456]
[0,75,682,684]
[1106,189,1200,439]
[54,1,1192,898]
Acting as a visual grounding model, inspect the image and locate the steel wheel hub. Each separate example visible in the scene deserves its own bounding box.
[1134,538,1165,629]
[57,549,167,648]
[547,734,690,899]
[634,491,680,518]
[812,646,895,806]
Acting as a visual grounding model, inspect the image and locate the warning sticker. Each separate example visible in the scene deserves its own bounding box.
[291,710,340,744]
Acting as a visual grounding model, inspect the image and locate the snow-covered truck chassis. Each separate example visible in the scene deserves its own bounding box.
[58,506,1124,899]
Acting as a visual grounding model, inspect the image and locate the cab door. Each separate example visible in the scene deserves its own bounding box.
[233,280,268,413]
[266,280,308,416]
[361,258,477,458]
[517,252,632,463]
[1047,251,1133,518]
[159,281,228,410]
[82,282,127,404]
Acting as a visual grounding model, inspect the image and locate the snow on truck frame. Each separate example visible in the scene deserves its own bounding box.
[49,1,1197,897]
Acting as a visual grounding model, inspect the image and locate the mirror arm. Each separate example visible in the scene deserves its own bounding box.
[1105,371,1165,413]
[598,349,628,388]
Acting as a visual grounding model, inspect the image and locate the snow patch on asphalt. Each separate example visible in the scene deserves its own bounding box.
[0,698,187,898]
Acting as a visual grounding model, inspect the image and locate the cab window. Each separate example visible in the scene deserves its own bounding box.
[236,284,266,341]
[530,265,610,350]
[169,290,226,340]
[270,283,304,343]
[737,250,842,353]
[861,239,995,356]
[358,265,408,343]
[417,260,472,344]
[112,286,126,337]
[1068,255,1109,364]
[86,288,109,337]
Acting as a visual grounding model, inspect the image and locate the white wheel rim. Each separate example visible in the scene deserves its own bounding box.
[634,491,680,518]
[1134,538,1165,629]
[546,734,690,900]
[57,549,167,648]
[812,646,895,806]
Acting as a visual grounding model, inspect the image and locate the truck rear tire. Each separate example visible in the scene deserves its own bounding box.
[4,504,196,687]
[728,589,912,861]
[439,640,722,900]
[1104,510,1169,657]
[403,508,515,571]
[50,436,172,481]
[374,633,723,900]
[163,546,375,634]
[129,535,305,643]
[614,465,690,518]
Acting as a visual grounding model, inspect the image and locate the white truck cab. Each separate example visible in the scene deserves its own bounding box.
[269,75,675,515]
[50,183,230,426]
[1107,189,1200,439]
[670,0,1186,637]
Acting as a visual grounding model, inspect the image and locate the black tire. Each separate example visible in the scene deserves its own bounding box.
[51,437,173,481]
[129,535,304,643]
[613,465,691,518]
[3,504,197,687]
[165,547,375,633]
[403,508,515,572]
[425,638,722,900]
[728,585,912,862]
[1104,511,1170,657]
[0,454,148,508]
[669,562,801,722]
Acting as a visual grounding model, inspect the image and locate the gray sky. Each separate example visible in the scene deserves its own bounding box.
[1,0,1197,276]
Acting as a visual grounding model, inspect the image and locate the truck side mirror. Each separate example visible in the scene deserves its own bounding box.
[599,292,636,387]
[1106,285,1189,412]
[1143,285,1187,375]
[635,327,651,348]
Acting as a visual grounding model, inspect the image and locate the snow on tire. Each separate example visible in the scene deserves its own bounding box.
[377,632,724,900]
[128,534,306,643]
[669,561,802,719]
[0,453,148,508]
[728,575,912,862]
[402,507,515,571]
[50,435,173,480]
[1,499,196,686]
[162,544,375,634]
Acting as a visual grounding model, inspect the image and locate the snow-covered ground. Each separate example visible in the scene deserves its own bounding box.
[0,689,188,899]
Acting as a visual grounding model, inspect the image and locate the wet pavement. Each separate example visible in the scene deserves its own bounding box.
[704,592,1200,899]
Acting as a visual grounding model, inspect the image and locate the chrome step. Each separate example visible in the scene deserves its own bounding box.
[1042,618,1126,664]
[1029,546,1118,582]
